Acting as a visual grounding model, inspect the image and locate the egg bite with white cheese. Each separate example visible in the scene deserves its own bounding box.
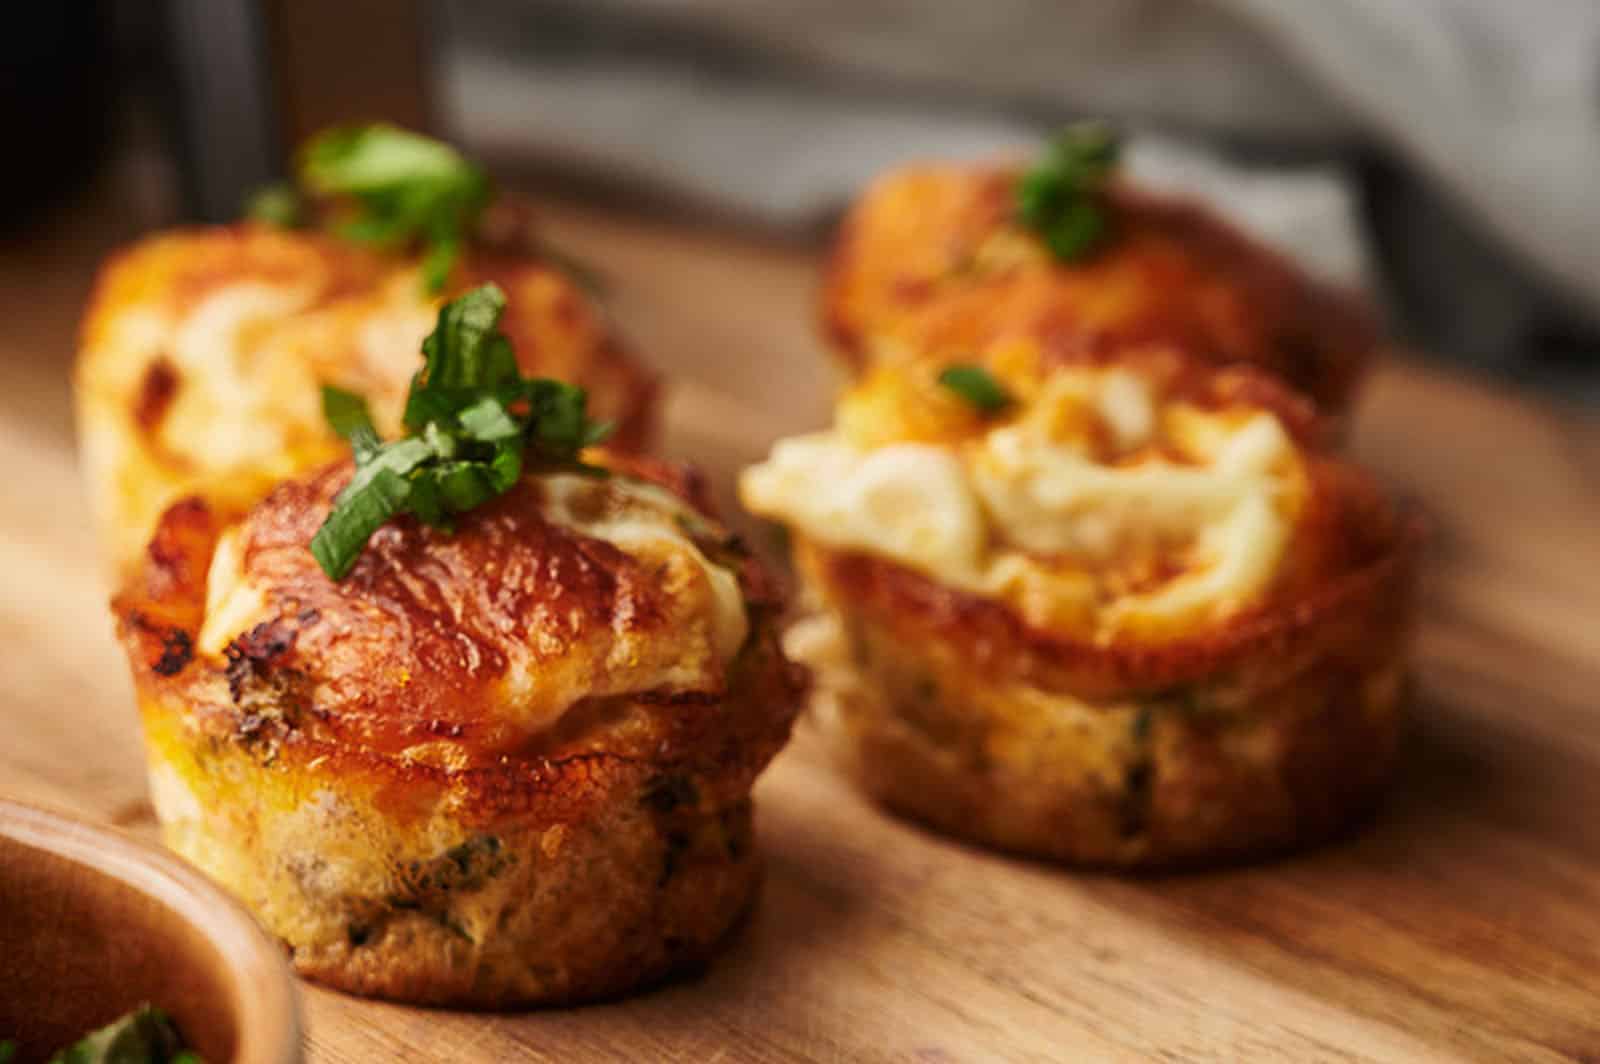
[75,222,656,580]
[113,452,802,1006]
[742,348,1419,867]
[822,163,1377,417]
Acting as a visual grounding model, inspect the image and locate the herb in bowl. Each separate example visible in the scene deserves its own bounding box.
[3,1004,201,1064]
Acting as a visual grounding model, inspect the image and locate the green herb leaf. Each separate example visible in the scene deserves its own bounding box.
[457,395,521,442]
[245,181,303,228]
[45,1004,186,1064]
[420,233,461,294]
[301,125,479,193]
[1016,121,1121,261]
[937,365,1013,414]
[525,379,598,458]
[488,439,524,491]
[430,460,500,512]
[321,386,381,461]
[297,124,491,293]
[310,284,610,579]
[402,285,523,434]
[340,436,437,503]
[1040,196,1106,261]
[0,1040,15,1063]
[310,466,412,580]
[580,418,616,448]
[415,284,519,394]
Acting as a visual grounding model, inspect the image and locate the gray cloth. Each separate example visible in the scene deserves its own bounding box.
[436,0,1600,375]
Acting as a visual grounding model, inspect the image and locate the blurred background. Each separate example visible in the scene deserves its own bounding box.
[7,0,1600,400]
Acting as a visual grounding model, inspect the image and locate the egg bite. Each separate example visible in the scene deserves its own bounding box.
[742,348,1420,867]
[75,222,657,578]
[822,166,1377,416]
[113,453,802,1006]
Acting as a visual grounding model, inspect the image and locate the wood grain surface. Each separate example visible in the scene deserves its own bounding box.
[3,179,1599,1062]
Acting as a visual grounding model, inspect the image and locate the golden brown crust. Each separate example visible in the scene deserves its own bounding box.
[822,168,1377,413]
[809,606,1409,867]
[114,461,804,1005]
[217,463,715,754]
[75,221,657,578]
[787,453,1421,867]
[137,643,786,1004]
[805,457,1412,701]
[119,456,792,760]
[790,160,1408,866]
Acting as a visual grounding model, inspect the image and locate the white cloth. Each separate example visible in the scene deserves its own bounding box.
[437,0,1600,356]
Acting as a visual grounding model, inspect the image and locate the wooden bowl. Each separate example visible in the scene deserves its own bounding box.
[0,799,301,1063]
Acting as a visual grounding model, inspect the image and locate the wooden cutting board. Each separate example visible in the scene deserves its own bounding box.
[4,188,1599,1063]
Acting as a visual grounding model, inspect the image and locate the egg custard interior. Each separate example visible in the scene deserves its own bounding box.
[743,350,1318,644]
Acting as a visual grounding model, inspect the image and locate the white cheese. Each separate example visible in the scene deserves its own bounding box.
[741,434,985,578]
[741,370,1301,639]
[1095,367,1157,452]
[161,282,321,470]
[537,473,749,664]
[197,528,267,658]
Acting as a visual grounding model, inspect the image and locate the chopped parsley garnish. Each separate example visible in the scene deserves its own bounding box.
[1015,122,1121,261]
[245,124,608,295]
[309,283,612,580]
[937,365,1013,414]
[42,1004,195,1063]
[243,181,303,228]
[300,124,491,292]
[244,125,490,292]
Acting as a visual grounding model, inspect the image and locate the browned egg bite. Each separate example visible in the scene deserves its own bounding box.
[114,451,804,1006]
[742,345,1420,867]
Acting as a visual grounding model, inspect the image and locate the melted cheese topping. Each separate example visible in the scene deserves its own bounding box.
[198,527,267,657]
[198,473,749,737]
[742,365,1305,641]
[161,282,325,470]
[536,473,749,665]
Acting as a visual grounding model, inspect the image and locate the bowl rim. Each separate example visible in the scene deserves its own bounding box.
[0,797,302,1064]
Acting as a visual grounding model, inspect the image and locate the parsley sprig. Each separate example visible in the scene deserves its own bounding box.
[938,364,1013,414]
[247,124,611,295]
[301,125,491,292]
[243,181,302,229]
[1015,122,1121,261]
[32,1004,198,1063]
[309,283,612,580]
[245,124,492,293]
